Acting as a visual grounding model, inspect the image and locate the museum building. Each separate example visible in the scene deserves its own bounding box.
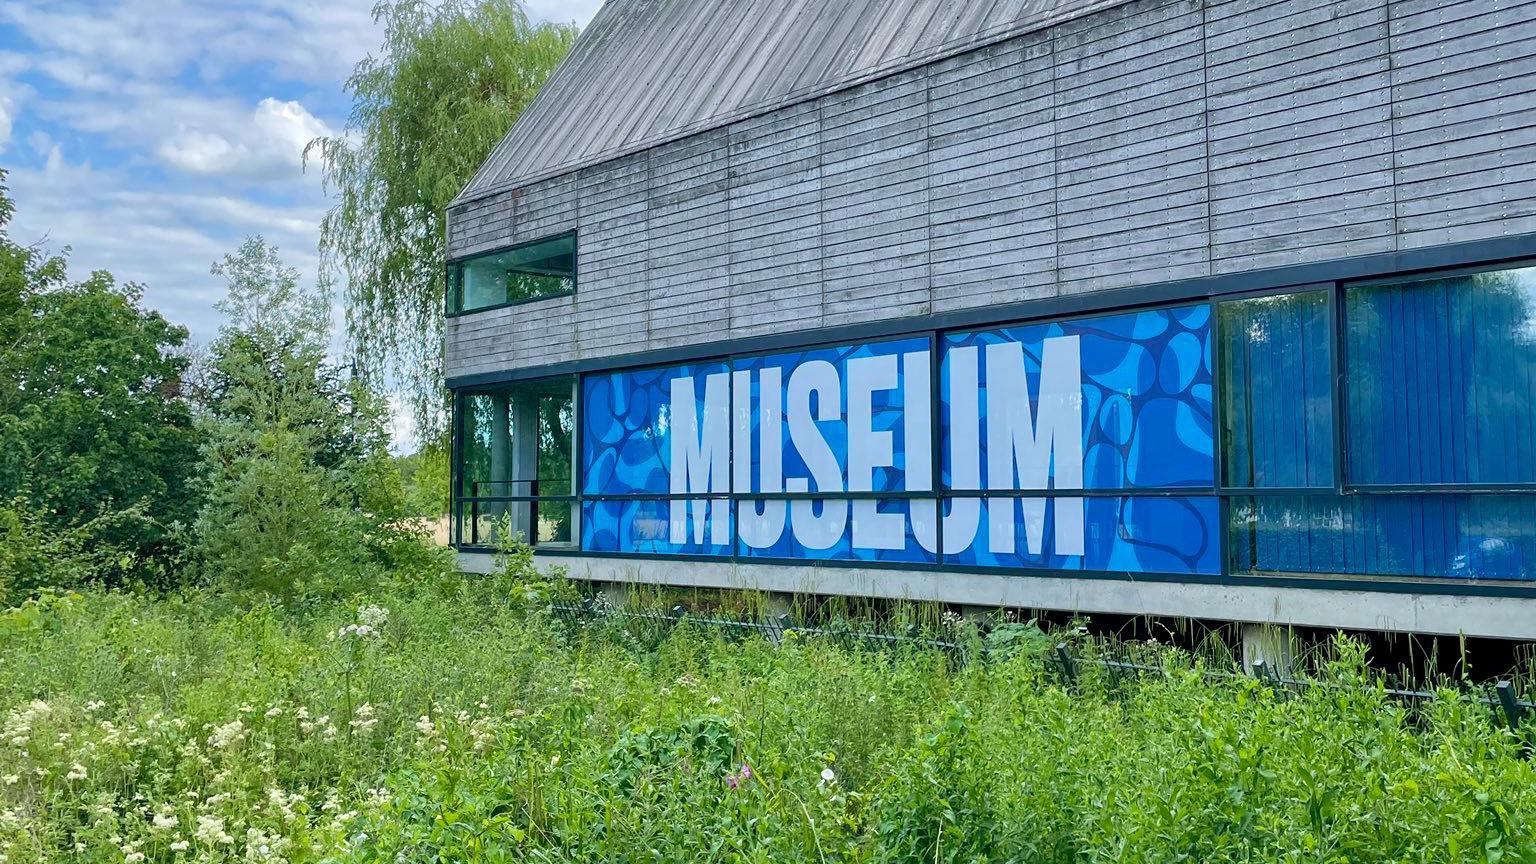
[444,0,1536,639]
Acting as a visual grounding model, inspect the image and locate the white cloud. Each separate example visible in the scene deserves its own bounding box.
[0,0,602,352]
[0,52,29,155]
[157,97,331,180]
[4,145,327,340]
[0,0,382,89]
[526,0,604,26]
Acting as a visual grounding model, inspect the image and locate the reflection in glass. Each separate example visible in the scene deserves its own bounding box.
[1346,266,1536,485]
[1219,291,1333,488]
[1229,494,1535,581]
[735,497,938,563]
[454,377,576,547]
[944,495,1220,575]
[453,233,575,313]
[580,498,732,555]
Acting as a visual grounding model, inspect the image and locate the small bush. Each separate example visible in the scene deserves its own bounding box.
[0,557,1533,862]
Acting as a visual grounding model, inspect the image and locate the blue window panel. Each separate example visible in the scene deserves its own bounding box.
[732,337,931,494]
[581,360,730,496]
[735,498,937,564]
[1229,494,1536,581]
[944,495,1220,575]
[1345,267,1536,485]
[580,498,732,555]
[1219,292,1334,488]
[942,305,1214,491]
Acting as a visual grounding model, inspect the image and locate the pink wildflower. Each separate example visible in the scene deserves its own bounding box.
[724,763,753,790]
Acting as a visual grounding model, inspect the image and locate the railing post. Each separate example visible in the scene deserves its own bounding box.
[1056,643,1078,687]
[1497,680,1524,730]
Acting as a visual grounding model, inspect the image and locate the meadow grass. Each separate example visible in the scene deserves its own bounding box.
[0,551,1533,863]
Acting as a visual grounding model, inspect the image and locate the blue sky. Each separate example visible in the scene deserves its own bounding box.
[0,0,599,352]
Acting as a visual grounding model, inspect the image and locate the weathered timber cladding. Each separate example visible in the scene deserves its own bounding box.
[445,0,1536,381]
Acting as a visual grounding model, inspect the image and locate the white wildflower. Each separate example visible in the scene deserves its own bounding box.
[194,814,232,845]
[152,811,178,831]
[65,763,87,781]
[207,719,245,750]
[357,604,389,629]
[169,839,189,851]
[334,623,378,640]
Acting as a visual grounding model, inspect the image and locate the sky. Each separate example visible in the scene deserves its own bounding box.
[0,0,601,447]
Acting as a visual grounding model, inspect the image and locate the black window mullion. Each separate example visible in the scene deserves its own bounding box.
[930,330,944,565]
[1211,300,1229,580]
[1330,281,1348,495]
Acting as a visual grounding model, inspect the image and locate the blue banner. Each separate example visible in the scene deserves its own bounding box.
[579,306,1216,574]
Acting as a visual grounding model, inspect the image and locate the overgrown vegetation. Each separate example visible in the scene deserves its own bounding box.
[0,170,434,608]
[0,553,1532,863]
[0,170,201,593]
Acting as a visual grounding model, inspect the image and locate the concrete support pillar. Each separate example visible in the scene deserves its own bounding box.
[1242,623,1297,676]
[509,392,540,543]
[958,604,995,625]
[760,592,795,620]
[487,393,512,541]
[598,581,631,610]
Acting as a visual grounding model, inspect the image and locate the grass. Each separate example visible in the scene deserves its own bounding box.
[0,550,1533,863]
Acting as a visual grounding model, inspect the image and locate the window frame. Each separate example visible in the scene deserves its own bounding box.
[444,231,578,318]
[1337,258,1536,495]
[447,241,1536,595]
[450,379,580,549]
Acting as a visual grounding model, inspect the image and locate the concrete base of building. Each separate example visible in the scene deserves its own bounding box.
[462,552,1536,641]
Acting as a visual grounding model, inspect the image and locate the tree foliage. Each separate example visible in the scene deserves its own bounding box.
[0,169,201,591]
[193,237,418,599]
[308,0,577,440]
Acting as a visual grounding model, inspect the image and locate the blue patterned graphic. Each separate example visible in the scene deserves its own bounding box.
[733,337,931,494]
[945,495,1220,575]
[581,361,729,496]
[738,498,937,563]
[941,305,1214,490]
[580,498,732,555]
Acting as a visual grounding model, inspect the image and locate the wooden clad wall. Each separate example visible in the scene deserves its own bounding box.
[446,0,1536,381]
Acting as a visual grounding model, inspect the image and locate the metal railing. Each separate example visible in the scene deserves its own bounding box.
[549,600,1535,737]
[550,600,964,656]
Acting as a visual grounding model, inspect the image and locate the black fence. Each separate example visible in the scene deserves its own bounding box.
[548,600,1535,737]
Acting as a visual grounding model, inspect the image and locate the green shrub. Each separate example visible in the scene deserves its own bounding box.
[0,558,1532,863]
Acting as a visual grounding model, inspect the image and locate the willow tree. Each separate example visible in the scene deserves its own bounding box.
[308,0,577,440]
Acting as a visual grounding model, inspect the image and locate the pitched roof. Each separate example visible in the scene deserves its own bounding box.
[456,0,1127,204]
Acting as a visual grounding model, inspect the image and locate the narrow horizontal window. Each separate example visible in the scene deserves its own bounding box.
[449,232,575,314]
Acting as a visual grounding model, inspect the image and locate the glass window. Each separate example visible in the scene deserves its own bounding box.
[1229,494,1536,581]
[450,233,575,313]
[454,377,576,547]
[1219,291,1334,488]
[1345,266,1536,486]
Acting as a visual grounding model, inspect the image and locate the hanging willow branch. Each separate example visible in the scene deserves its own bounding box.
[306,0,577,444]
